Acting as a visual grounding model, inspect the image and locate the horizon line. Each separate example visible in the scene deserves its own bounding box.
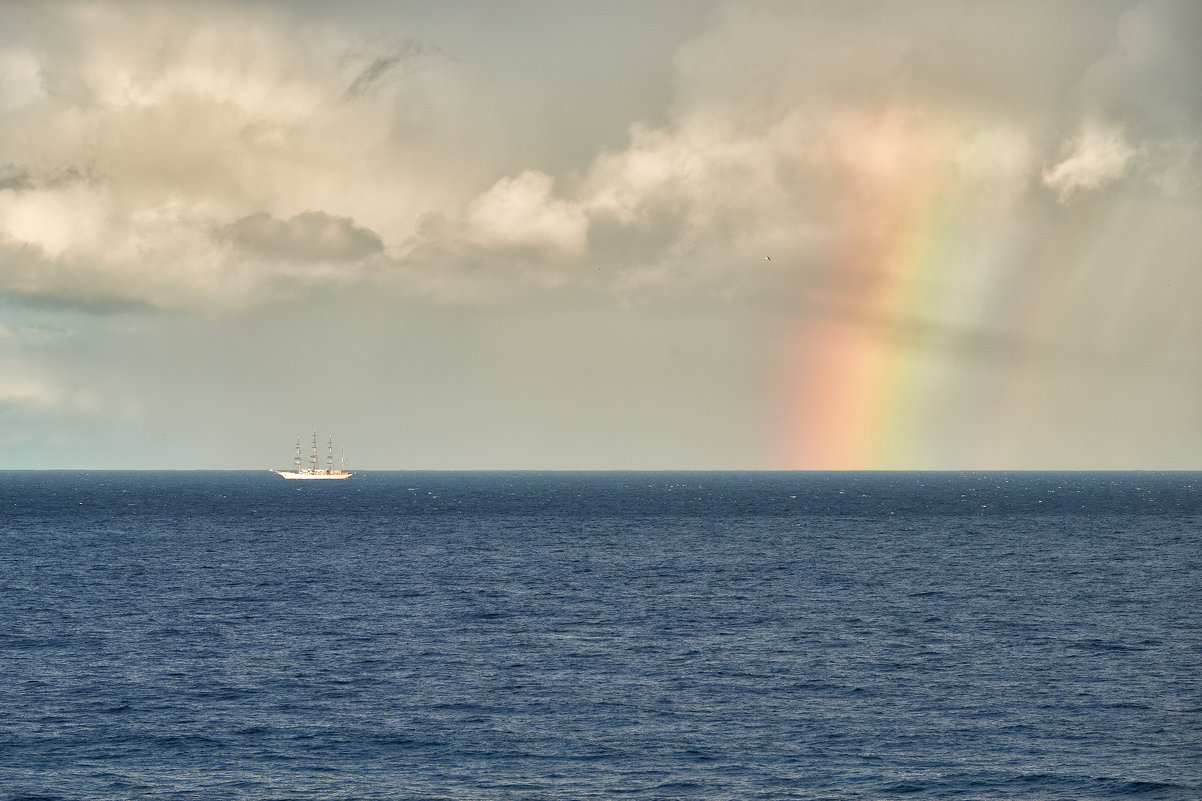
[2,467,1200,474]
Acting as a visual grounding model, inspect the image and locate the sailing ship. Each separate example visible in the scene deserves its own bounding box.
[272,433,354,479]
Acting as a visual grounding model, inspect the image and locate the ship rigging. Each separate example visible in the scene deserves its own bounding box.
[272,433,353,479]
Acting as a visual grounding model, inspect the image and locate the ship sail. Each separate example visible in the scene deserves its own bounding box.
[272,432,354,479]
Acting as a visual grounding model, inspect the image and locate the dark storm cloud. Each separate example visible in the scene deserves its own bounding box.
[219,211,384,263]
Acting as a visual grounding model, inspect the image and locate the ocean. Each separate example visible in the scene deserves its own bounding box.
[1,471,1199,800]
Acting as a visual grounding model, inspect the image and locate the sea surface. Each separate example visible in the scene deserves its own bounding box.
[1,471,1200,800]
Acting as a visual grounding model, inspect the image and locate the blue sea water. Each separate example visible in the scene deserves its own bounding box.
[1,471,1200,800]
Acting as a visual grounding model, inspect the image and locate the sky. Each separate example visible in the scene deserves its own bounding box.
[0,0,1200,470]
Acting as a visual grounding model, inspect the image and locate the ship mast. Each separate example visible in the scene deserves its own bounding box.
[274,433,352,479]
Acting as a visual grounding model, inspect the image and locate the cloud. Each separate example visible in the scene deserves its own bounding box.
[464,171,589,256]
[1042,123,1139,202]
[342,37,438,100]
[0,1,475,309]
[0,0,1199,314]
[0,165,32,191]
[409,0,1198,308]
[219,210,384,262]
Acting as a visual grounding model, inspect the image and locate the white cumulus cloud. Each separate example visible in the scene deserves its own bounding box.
[1042,123,1139,202]
[465,171,588,256]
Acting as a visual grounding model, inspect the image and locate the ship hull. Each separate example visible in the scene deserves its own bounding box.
[272,471,353,480]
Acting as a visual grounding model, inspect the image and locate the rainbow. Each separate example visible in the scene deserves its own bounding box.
[773,111,1032,469]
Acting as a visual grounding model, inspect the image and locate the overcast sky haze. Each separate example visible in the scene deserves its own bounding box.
[1,0,1200,470]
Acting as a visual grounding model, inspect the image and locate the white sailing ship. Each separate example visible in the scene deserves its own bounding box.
[272,433,354,479]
